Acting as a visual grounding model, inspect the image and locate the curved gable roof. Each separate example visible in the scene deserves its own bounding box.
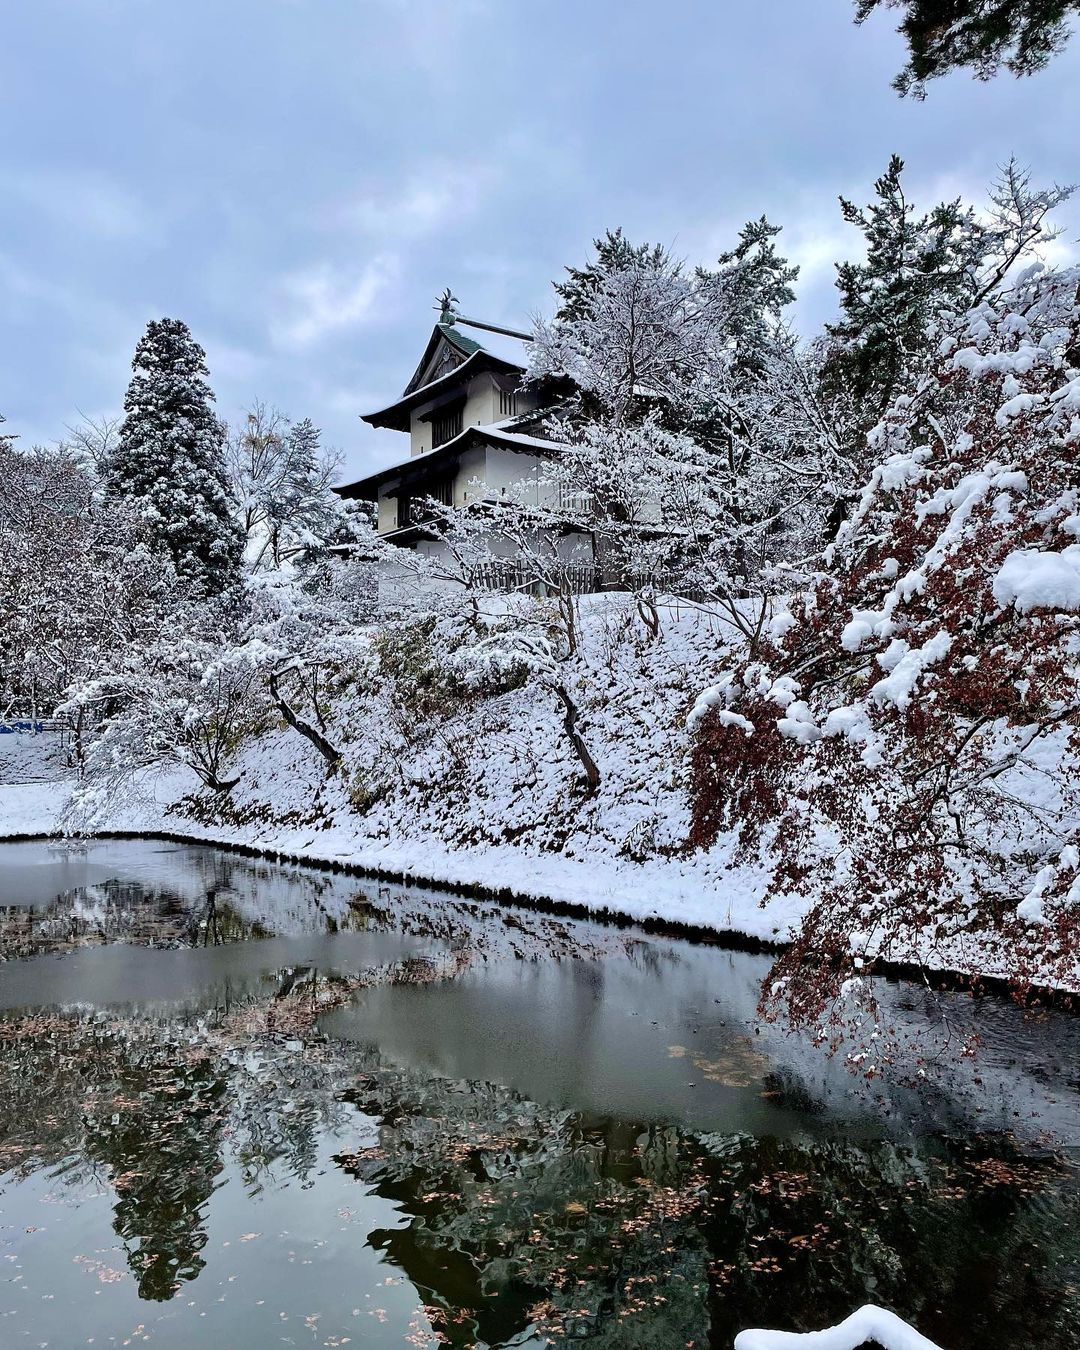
[402,322,484,396]
[362,316,535,432]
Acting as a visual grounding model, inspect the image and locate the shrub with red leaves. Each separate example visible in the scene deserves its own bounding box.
[689,262,1080,1036]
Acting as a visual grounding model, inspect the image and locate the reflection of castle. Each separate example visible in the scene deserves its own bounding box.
[3,864,1080,1346]
[0,842,381,960]
[1,1007,1077,1344]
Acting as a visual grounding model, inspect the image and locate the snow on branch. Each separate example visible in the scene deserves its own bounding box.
[734,1303,943,1350]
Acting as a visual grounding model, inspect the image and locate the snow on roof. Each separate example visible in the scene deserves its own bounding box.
[337,423,563,496]
[457,321,533,370]
[362,310,537,432]
[482,426,563,452]
[363,350,491,428]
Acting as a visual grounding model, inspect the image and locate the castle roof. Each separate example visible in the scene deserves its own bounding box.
[362,319,533,433]
[337,423,563,502]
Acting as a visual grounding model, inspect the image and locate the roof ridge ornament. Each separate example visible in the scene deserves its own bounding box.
[434,287,459,325]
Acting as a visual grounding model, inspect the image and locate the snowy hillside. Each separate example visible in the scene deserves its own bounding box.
[0,597,796,943]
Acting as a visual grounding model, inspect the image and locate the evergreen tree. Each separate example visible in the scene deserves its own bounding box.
[553,227,668,323]
[104,318,244,595]
[855,0,1078,96]
[820,155,986,434]
[225,403,348,571]
[701,216,799,379]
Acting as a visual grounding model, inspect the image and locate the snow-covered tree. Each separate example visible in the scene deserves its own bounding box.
[0,442,184,730]
[552,227,670,324]
[103,318,244,596]
[535,221,797,425]
[62,619,270,808]
[531,240,730,420]
[531,226,826,590]
[64,412,121,472]
[226,402,351,571]
[855,0,1079,96]
[689,260,1080,1035]
[820,156,987,438]
[818,158,1073,504]
[699,215,800,380]
[242,551,382,772]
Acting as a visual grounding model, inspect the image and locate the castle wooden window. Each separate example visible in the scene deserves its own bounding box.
[397,476,454,528]
[431,406,463,447]
[429,476,454,506]
[499,388,517,418]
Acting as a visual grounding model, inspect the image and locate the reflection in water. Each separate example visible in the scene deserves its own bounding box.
[85,1049,227,1301]
[0,839,1078,1348]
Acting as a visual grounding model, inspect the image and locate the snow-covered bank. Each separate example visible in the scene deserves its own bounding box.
[0,766,793,946]
[0,601,801,944]
[735,1305,943,1350]
[1,594,1076,994]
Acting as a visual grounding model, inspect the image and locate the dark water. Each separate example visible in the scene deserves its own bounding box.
[0,840,1078,1349]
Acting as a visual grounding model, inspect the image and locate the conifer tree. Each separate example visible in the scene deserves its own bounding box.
[701,216,799,380]
[820,155,986,435]
[104,318,244,596]
[856,0,1078,96]
[553,228,669,323]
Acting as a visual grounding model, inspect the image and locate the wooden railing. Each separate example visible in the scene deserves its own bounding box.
[472,560,601,595]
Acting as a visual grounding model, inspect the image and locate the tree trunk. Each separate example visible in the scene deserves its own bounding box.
[636,591,660,642]
[270,666,341,772]
[554,682,600,795]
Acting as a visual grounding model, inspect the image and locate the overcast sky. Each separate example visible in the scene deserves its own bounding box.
[3,0,1077,482]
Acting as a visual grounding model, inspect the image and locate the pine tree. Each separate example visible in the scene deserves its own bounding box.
[702,216,799,380]
[225,404,347,571]
[855,0,1078,96]
[820,155,986,433]
[104,318,244,596]
[553,228,669,323]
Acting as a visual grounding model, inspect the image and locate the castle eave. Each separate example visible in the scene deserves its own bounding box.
[361,350,528,432]
[336,425,563,501]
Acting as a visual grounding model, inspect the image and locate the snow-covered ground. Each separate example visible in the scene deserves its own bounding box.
[735,1305,943,1350]
[0,595,1074,993]
[0,603,798,943]
[0,739,793,943]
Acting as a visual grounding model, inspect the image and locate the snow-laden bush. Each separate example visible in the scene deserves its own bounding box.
[690,262,1080,1031]
[61,625,271,811]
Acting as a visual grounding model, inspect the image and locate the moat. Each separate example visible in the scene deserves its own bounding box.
[1,839,1077,1348]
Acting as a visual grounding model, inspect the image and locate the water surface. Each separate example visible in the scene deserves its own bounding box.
[0,839,1077,1348]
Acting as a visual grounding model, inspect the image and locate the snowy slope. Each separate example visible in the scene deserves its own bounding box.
[0,600,797,942]
[1,594,1077,994]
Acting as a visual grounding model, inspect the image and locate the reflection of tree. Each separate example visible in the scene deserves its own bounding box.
[0,1013,350,1298]
[697,1133,1080,1349]
[335,1053,1080,1350]
[1,902,1079,1346]
[82,1051,227,1299]
[9,1004,1068,1339]
[339,1064,714,1347]
[0,880,195,959]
